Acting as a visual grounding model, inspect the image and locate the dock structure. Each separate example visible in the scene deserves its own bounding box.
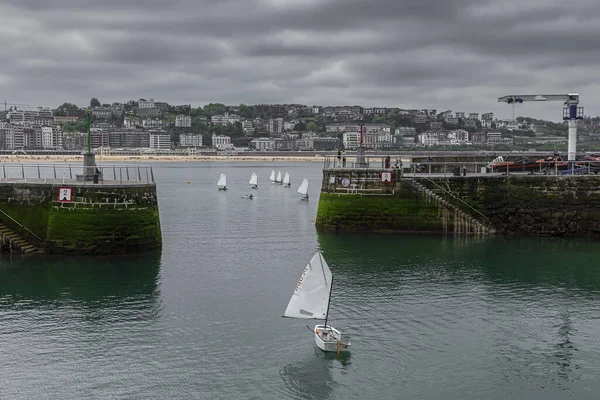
[316,155,600,237]
[0,161,161,254]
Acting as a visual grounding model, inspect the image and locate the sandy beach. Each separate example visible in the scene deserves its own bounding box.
[0,154,328,163]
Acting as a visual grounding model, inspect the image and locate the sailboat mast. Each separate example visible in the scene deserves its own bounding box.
[324,274,333,329]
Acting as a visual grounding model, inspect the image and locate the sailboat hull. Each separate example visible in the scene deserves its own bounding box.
[314,325,351,352]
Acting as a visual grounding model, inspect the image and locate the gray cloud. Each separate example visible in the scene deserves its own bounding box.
[1,0,599,120]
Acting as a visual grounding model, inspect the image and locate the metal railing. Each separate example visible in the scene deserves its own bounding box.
[0,163,155,184]
[324,156,600,177]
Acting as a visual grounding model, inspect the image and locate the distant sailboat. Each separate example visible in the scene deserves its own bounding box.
[249,172,258,189]
[283,251,351,353]
[297,178,309,200]
[217,173,228,191]
[270,170,276,183]
[276,170,283,184]
[283,172,291,188]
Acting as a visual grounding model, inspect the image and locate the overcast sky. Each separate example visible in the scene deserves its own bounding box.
[2,0,599,121]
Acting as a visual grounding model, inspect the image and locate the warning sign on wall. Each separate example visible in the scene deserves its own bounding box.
[58,187,72,202]
[380,171,392,183]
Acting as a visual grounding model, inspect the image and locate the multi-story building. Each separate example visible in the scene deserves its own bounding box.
[326,123,390,134]
[313,137,339,151]
[212,134,233,150]
[395,127,416,136]
[269,118,284,135]
[343,132,360,149]
[468,113,479,120]
[242,120,254,135]
[175,115,192,128]
[251,137,276,151]
[143,117,161,129]
[124,115,141,129]
[92,107,112,120]
[53,116,80,125]
[138,98,155,109]
[42,126,54,148]
[179,133,202,147]
[455,112,465,119]
[107,132,151,148]
[150,133,171,150]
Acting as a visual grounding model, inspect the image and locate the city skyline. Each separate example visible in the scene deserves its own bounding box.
[2,0,599,121]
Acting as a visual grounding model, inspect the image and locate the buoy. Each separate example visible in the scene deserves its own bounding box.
[187,181,190,184]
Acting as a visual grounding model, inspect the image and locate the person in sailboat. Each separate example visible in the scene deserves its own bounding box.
[249,194,254,199]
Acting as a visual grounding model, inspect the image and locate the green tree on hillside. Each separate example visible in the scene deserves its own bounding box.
[238,104,253,119]
[306,121,318,132]
[90,98,101,108]
[203,103,227,117]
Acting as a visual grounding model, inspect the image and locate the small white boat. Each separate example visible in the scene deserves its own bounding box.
[276,170,283,184]
[297,178,309,200]
[217,173,228,191]
[283,172,291,188]
[249,172,258,189]
[283,251,351,353]
[270,170,276,183]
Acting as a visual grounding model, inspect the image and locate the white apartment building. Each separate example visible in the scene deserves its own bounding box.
[179,133,202,147]
[343,132,360,149]
[124,115,141,129]
[269,118,284,135]
[175,115,192,128]
[242,120,254,134]
[455,112,465,119]
[212,134,233,150]
[395,127,416,136]
[143,117,161,129]
[150,134,171,150]
[284,121,296,131]
[139,98,155,109]
[250,137,275,151]
[42,126,54,148]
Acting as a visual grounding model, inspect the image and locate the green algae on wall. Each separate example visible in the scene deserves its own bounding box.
[0,182,162,254]
[316,192,449,233]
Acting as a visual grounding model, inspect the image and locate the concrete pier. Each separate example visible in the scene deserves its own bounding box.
[316,158,600,237]
[0,163,161,254]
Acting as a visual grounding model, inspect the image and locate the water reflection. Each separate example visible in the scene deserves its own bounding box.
[317,233,600,293]
[279,348,337,400]
[0,251,162,319]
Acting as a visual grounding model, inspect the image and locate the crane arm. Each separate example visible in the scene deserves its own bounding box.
[498,93,579,104]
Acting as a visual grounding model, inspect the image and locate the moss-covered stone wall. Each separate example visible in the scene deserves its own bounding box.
[422,175,600,236]
[0,182,162,254]
[316,169,600,236]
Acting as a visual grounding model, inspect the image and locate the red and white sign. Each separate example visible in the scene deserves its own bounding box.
[58,187,72,202]
[380,171,392,183]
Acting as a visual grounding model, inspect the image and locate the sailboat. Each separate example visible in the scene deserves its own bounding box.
[283,251,351,353]
[249,172,258,189]
[283,172,291,188]
[217,173,228,191]
[270,170,276,183]
[297,178,309,200]
[276,170,283,185]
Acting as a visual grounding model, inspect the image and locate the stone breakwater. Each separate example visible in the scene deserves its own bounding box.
[316,168,600,237]
[0,182,161,254]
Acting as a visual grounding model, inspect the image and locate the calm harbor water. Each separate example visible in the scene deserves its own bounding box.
[1,161,600,399]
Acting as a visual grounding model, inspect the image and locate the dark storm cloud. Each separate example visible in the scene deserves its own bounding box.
[2,0,599,119]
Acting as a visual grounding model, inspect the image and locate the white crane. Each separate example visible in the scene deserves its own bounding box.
[498,93,583,162]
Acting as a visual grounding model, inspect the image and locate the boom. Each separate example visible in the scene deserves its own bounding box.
[498,93,583,162]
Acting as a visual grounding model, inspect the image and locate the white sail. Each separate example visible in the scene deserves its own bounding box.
[283,172,290,185]
[283,251,332,320]
[270,170,276,181]
[297,178,309,195]
[217,173,227,187]
[249,172,258,186]
[277,170,282,182]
